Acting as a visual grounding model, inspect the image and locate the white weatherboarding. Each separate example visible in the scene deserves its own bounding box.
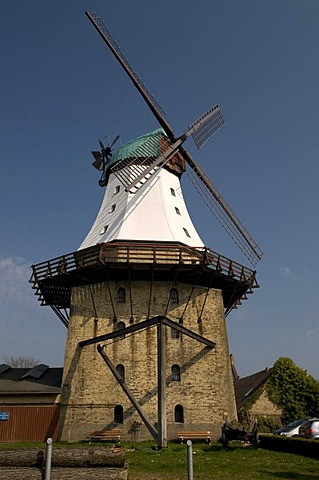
[79,130,204,250]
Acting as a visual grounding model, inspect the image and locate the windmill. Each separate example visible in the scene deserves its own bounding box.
[85,11,263,267]
[30,12,262,447]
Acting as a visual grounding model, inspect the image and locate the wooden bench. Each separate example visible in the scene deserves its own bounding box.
[84,429,123,444]
[177,431,211,444]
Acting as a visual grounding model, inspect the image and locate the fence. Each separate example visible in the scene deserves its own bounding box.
[0,405,60,442]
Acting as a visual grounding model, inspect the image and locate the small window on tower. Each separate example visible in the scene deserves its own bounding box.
[170,188,176,197]
[174,404,184,423]
[99,225,109,235]
[171,328,180,339]
[116,321,126,339]
[116,364,125,382]
[109,204,116,213]
[170,288,179,305]
[117,288,126,303]
[183,228,191,238]
[175,207,181,215]
[114,185,120,194]
[114,404,124,424]
[171,364,181,381]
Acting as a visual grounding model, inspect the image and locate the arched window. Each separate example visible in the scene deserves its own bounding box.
[116,321,126,339]
[171,364,181,381]
[170,288,179,305]
[116,364,125,382]
[117,288,126,303]
[114,404,124,424]
[175,404,184,423]
[171,328,180,339]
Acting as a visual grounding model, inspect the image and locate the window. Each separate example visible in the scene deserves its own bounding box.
[175,207,181,215]
[114,185,120,194]
[99,225,109,235]
[170,188,176,197]
[116,321,126,339]
[171,364,181,381]
[117,288,126,303]
[170,288,179,305]
[183,227,191,238]
[114,404,124,424]
[109,204,116,213]
[116,364,125,382]
[174,404,184,423]
[116,321,126,329]
[171,328,180,339]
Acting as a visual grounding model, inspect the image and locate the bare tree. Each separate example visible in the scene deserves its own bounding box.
[3,355,40,368]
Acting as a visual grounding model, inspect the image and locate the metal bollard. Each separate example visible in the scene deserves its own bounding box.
[44,437,53,480]
[187,439,193,480]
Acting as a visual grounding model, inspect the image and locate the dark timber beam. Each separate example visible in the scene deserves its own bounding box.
[79,315,216,349]
[97,344,158,443]
[79,316,160,347]
[157,322,167,448]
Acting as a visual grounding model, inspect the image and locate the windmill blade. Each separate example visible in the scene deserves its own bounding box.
[91,151,104,170]
[110,134,120,148]
[92,151,102,161]
[85,12,175,141]
[182,148,263,266]
[189,104,225,150]
[92,159,104,171]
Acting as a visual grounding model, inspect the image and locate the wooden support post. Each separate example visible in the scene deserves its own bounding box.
[157,321,167,448]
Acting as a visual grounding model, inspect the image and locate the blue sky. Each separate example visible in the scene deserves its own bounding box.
[1,1,319,379]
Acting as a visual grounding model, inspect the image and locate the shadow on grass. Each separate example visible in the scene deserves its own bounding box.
[203,442,255,453]
[202,445,225,452]
[259,472,319,479]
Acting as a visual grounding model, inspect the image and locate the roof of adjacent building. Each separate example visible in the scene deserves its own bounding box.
[0,364,63,395]
[234,368,273,410]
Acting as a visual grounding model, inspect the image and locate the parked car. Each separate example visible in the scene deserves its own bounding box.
[298,418,319,440]
[274,418,310,437]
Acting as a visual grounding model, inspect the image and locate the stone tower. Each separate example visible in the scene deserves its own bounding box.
[30,13,260,447]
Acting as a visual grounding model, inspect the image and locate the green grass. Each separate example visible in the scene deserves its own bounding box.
[0,441,318,479]
[125,441,319,480]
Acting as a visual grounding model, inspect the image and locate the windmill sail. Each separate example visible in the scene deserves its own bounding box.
[85,11,174,140]
[190,104,225,150]
[85,11,263,265]
[185,154,263,265]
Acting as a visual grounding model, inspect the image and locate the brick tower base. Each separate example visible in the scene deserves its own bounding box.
[59,278,237,442]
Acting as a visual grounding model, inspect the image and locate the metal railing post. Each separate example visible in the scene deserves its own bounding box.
[187,439,193,480]
[44,437,53,480]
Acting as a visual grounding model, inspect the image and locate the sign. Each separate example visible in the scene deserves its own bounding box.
[0,411,9,421]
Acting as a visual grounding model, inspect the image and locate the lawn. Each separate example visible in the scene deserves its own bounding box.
[125,442,319,480]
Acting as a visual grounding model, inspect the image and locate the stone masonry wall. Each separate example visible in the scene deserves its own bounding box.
[250,390,282,419]
[59,279,237,441]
